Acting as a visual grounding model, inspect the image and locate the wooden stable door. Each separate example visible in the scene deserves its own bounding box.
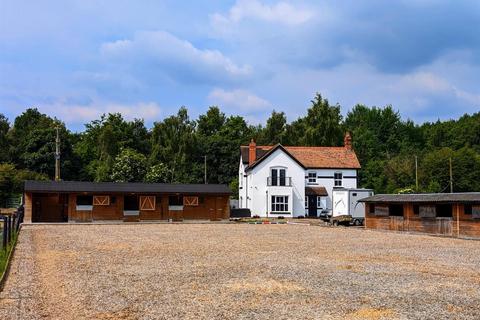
[207,196,225,220]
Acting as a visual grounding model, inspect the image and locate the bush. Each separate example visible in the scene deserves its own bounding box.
[252,215,260,219]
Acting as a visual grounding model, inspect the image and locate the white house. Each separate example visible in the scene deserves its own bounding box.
[238,132,361,217]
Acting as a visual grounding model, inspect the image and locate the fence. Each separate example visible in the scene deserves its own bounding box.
[0,209,24,250]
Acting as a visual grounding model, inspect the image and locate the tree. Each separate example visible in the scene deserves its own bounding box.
[259,110,287,145]
[7,108,79,180]
[74,113,149,181]
[110,148,147,182]
[0,114,9,162]
[145,163,171,183]
[303,93,343,146]
[0,163,47,205]
[150,107,197,183]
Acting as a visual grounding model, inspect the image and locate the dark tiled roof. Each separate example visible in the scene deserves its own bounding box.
[240,145,361,169]
[305,186,328,196]
[359,193,480,203]
[24,180,232,194]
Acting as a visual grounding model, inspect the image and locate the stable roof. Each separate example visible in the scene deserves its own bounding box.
[359,193,480,204]
[24,180,232,195]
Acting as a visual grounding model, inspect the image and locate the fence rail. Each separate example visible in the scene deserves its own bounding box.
[0,209,24,250]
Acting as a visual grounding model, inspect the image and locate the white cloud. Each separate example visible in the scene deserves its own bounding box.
[211,0,314,27]
[208,88,271,111]
[100,30,252,83]
[41,100,162,125]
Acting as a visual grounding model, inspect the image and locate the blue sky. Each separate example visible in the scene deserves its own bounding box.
[1,0,479,131]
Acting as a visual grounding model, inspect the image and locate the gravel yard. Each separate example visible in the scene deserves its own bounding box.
[0,224,479,320]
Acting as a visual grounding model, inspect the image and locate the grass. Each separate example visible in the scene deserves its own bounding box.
[0,231,18,279]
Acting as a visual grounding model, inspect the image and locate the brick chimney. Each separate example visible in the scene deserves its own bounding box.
[249,139,256,165]
[344,131,353,150]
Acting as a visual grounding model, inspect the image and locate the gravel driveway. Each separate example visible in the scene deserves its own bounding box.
[0,224,479,319]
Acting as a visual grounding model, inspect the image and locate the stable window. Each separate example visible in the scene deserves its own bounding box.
[419,205,436,218]
[473,206,480,219]
[374,205,389,216]
[334,172,342,187]
[271,196,289,213]
[76,195,93,211]
[436,204,452,218]
[389,204,404,217]
[77,195,93,206]
[124,195,139,211]
[308,172,317,184]
[369,204,375,214]
[169,195,183,206]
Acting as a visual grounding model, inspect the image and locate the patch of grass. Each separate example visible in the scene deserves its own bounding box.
[0,232,18,277]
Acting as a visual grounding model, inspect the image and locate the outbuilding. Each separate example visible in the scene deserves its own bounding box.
[359,193,480,238]
[24,180,231,223]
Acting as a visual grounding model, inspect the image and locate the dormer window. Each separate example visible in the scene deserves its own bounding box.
[308,172,317,184]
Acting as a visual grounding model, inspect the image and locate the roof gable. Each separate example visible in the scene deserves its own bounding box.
[245,144,306,171]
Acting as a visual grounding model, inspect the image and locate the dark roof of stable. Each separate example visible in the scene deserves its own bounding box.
[24,180,232,195]
[359,193,480,204]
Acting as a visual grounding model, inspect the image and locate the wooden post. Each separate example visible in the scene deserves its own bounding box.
[24,192,32,223]
[456,204,460,238]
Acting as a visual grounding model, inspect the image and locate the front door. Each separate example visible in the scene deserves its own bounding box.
[308,196,317,217]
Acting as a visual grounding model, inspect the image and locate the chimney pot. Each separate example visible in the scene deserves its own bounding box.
[249,139,256,165]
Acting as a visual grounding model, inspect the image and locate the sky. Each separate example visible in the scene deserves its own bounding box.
[1,0,479,131]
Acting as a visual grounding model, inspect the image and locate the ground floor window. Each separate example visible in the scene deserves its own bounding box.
[271,196,288,212]
[317,196,323,209]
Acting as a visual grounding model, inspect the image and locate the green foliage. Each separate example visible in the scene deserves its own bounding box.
[303,93,343,146]
[0,114,9,163]
[75,113,150,181]
[7,108,79,179]
[145,163,171,183]
[0,163,48,205]
[110,148,147,182]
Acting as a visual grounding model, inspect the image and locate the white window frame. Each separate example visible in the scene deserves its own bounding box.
[334,172,343,187]
[307,172,317,184]
[270,166,287,186]
[271,195,289,213]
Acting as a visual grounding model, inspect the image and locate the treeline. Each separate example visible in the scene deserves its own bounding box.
[1,93,479,204]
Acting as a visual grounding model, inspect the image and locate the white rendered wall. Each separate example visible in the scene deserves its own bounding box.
[305,169,357,211]
[246,149,305,217]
